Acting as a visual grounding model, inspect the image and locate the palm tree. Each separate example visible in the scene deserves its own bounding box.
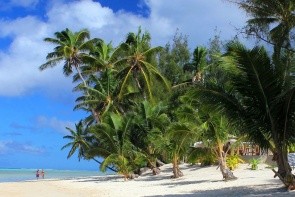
[40,28,95,83]
[129,101,170,174]
[40,28,101,123]
[81,40,123,74]
[116,27,170,101]
[193,42,295,187]
[160,121,198,178]
[174,90,238,180]
[150,103,200,178]
[231,0,295,61]
[61,121,90,161]
[89,113,143,179]
[74,70,118,125]
[199,112,237,180]
[183,46,207,82]
[61,120,117,172]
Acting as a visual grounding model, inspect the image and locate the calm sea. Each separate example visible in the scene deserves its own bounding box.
[0,168,107,183]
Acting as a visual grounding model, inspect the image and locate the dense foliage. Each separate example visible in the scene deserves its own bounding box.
[41,0,295,189]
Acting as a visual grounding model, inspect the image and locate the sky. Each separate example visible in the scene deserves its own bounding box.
[0,0,248,171]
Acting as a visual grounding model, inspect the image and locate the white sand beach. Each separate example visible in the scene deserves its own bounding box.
[0,163,293,197]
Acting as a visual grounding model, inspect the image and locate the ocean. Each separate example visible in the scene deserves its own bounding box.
[0,168,108,182]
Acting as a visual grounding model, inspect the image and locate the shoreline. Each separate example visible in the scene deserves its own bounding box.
[0,163,293,197]
[0,168,108,183]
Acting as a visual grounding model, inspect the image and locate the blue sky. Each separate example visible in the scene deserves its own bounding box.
[0,0,247,171]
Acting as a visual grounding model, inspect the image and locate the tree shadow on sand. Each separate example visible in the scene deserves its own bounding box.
[146,184,292,197]
[73,175,124,183]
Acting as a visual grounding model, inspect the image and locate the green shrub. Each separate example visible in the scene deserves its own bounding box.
[226,155,244,170]
[249,158,259,170]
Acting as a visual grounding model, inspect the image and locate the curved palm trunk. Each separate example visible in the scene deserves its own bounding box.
[171,154,183,178]
[92,157,117,173]
[217,141,237,181]
[147,159,160,175]
[272,143,295,188]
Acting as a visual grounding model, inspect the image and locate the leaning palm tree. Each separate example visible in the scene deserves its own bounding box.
[61,120,117,172]
[116,27,170,101]
[40,28,101,123]
[61,121,90,161]
[192,42,295,188]
[89,113,144,179]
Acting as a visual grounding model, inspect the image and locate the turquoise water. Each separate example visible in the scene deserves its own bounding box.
[0,168,106,182]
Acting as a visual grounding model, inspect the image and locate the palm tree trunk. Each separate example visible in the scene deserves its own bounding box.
[147,160,160,175]
[217,143,237,181]
[272,145,295,188]
[92,157,117,173]
[75,65,100,123]
[172,154,183,178]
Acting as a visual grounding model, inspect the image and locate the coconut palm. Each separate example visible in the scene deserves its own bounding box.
[74,70,118,125]
[129,101,170,174]
[74,39,143,124]
[61,120,90,161]
[89,113,144,179]
[150,103,200,178]
[82,40,123,74]
[162,121,199,178]
[192,42,295,187]
[199,112,237,180]
[40,28,95,83]
[61,120,117,172]
[175,90,238,180]
[116,27,170,101]
[40,28,101,123]
[183,46,207,82]
[231,0,295,61]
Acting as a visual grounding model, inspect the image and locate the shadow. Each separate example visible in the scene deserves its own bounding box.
[138,174,173,182]
[159,180,210,187]
[146,184,292,197]
[74,175,124,183]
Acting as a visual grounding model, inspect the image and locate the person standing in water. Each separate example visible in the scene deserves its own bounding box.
[36,169,40,180]
[41,169,45,179]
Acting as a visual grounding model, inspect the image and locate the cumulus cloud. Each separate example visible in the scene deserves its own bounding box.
[0,140,45,155]
[0,0,247,97]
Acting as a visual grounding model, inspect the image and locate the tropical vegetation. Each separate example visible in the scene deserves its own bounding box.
[40,0,295,190]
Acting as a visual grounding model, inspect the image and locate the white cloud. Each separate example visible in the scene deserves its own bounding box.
[0,0,247,97]
[36,116,75,135]
[146,0,247,46]
[46,0,114,31]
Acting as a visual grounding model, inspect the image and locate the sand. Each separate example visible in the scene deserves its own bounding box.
[0,163,294,197]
